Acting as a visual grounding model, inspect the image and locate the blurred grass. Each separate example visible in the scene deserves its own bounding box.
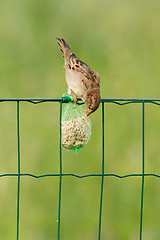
[0,0,160,239]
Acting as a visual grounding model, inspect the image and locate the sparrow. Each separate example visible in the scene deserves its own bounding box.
[56,38,100,116]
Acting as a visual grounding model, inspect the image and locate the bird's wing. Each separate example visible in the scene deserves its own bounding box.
[68,54,100,90]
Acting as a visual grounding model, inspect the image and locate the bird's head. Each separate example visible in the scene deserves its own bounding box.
[85,89,101,116]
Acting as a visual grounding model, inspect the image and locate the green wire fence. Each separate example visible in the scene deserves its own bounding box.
[0,98,160,240]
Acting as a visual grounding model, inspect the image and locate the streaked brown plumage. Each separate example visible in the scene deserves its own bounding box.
[56,38,101,116]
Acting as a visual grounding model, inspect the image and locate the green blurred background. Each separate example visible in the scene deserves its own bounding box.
[0,0,160,239]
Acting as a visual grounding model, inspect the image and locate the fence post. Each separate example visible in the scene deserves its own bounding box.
[16,101,21,240]
[140,102,145,240]
[57,101,63,240]
[98,102,105,240]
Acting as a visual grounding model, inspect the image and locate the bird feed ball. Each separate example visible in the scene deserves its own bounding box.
[61,102,91,152]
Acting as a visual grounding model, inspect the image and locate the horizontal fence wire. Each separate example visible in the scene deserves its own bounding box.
[0,173,160,178]
[0,98,160,240]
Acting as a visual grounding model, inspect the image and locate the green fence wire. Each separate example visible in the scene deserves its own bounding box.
[0,98,160,240]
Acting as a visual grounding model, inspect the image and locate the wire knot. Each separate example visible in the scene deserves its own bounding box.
[62,94,74,103]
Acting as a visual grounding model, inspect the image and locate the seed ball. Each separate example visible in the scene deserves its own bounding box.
[61,116,91,150]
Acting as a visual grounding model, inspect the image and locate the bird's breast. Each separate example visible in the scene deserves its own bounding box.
[65,69,85,98]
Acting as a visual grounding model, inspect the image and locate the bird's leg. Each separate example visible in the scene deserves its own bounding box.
[70,93,77,108]
[67,88,77,108]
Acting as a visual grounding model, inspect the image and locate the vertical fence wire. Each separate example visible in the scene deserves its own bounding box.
[16,101,21,240]
[98,102,105,240]
[57,101,63,240]
[139,102,145,240]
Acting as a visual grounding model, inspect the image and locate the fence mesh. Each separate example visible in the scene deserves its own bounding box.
[0,98,160,240]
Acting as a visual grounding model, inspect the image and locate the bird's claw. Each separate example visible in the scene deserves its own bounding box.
[73,96,77,108]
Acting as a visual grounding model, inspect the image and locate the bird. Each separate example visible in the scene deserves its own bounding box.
[56,38,100,116]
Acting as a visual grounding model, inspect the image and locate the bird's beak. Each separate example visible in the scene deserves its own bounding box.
[85,108,91,116]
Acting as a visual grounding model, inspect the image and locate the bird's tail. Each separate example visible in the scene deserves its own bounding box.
[56,38,72,63]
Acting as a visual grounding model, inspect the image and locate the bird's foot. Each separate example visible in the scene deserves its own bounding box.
[66,91,77,107]
[73,95,77,108]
